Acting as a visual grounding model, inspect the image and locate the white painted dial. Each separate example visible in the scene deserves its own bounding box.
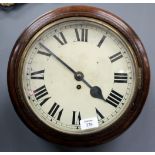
[21,17,138,134]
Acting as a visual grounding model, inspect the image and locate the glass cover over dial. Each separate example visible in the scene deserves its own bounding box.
[21,17,138,134]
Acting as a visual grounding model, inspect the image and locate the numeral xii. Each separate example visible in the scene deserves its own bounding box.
[75,28,88,42]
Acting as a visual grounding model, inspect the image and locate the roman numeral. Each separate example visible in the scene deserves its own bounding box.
[97,35,106,48]
[53,32,67,45]
[75,28,88,42]
[106,90,123,107]
[38,43,52,57]
[31,70,44,80]
[72,111,81,125]
[114,73,128,83]
[37,49,52,57]
[37,50,52,57]
[96,108,104,121]
[40,97,51,106]
[33,85,50,106]
[109,52,123,63]
[33,85,48,100]
[48,102,63,121]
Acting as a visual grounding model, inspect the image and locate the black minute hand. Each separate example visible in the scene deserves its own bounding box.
[39,42,106,102]
[39,42,76,74]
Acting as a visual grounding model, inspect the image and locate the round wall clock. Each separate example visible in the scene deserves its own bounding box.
[8,5,150,146]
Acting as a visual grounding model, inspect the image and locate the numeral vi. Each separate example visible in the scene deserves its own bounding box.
[72,111,81,125]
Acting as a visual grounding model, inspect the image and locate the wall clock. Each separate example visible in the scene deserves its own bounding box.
[7,5,150,146]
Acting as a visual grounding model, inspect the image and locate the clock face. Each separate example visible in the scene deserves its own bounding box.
[20,17,138,134]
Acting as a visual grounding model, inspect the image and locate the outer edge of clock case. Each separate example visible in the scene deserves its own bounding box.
[7,5,150,146]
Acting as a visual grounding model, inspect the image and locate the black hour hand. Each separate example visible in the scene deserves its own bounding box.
[90,86,106,101]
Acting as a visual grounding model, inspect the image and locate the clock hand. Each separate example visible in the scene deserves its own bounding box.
[74,72,106,101]
[39,42,76,74]
[90,86,106,102]
[39,42,106,102]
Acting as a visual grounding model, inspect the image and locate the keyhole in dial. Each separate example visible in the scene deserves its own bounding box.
[76,85,81,89]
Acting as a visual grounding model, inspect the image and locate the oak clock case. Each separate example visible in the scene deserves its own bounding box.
[7,6,150,146]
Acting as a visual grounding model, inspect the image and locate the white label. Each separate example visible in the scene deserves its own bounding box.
[80,117,99,130]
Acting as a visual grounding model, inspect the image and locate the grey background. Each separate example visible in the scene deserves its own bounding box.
[0,3,154,152]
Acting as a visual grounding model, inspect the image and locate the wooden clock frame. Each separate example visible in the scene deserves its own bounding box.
[7,5,150,146]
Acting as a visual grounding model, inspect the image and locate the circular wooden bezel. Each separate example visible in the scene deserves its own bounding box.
[7,5,150,146]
